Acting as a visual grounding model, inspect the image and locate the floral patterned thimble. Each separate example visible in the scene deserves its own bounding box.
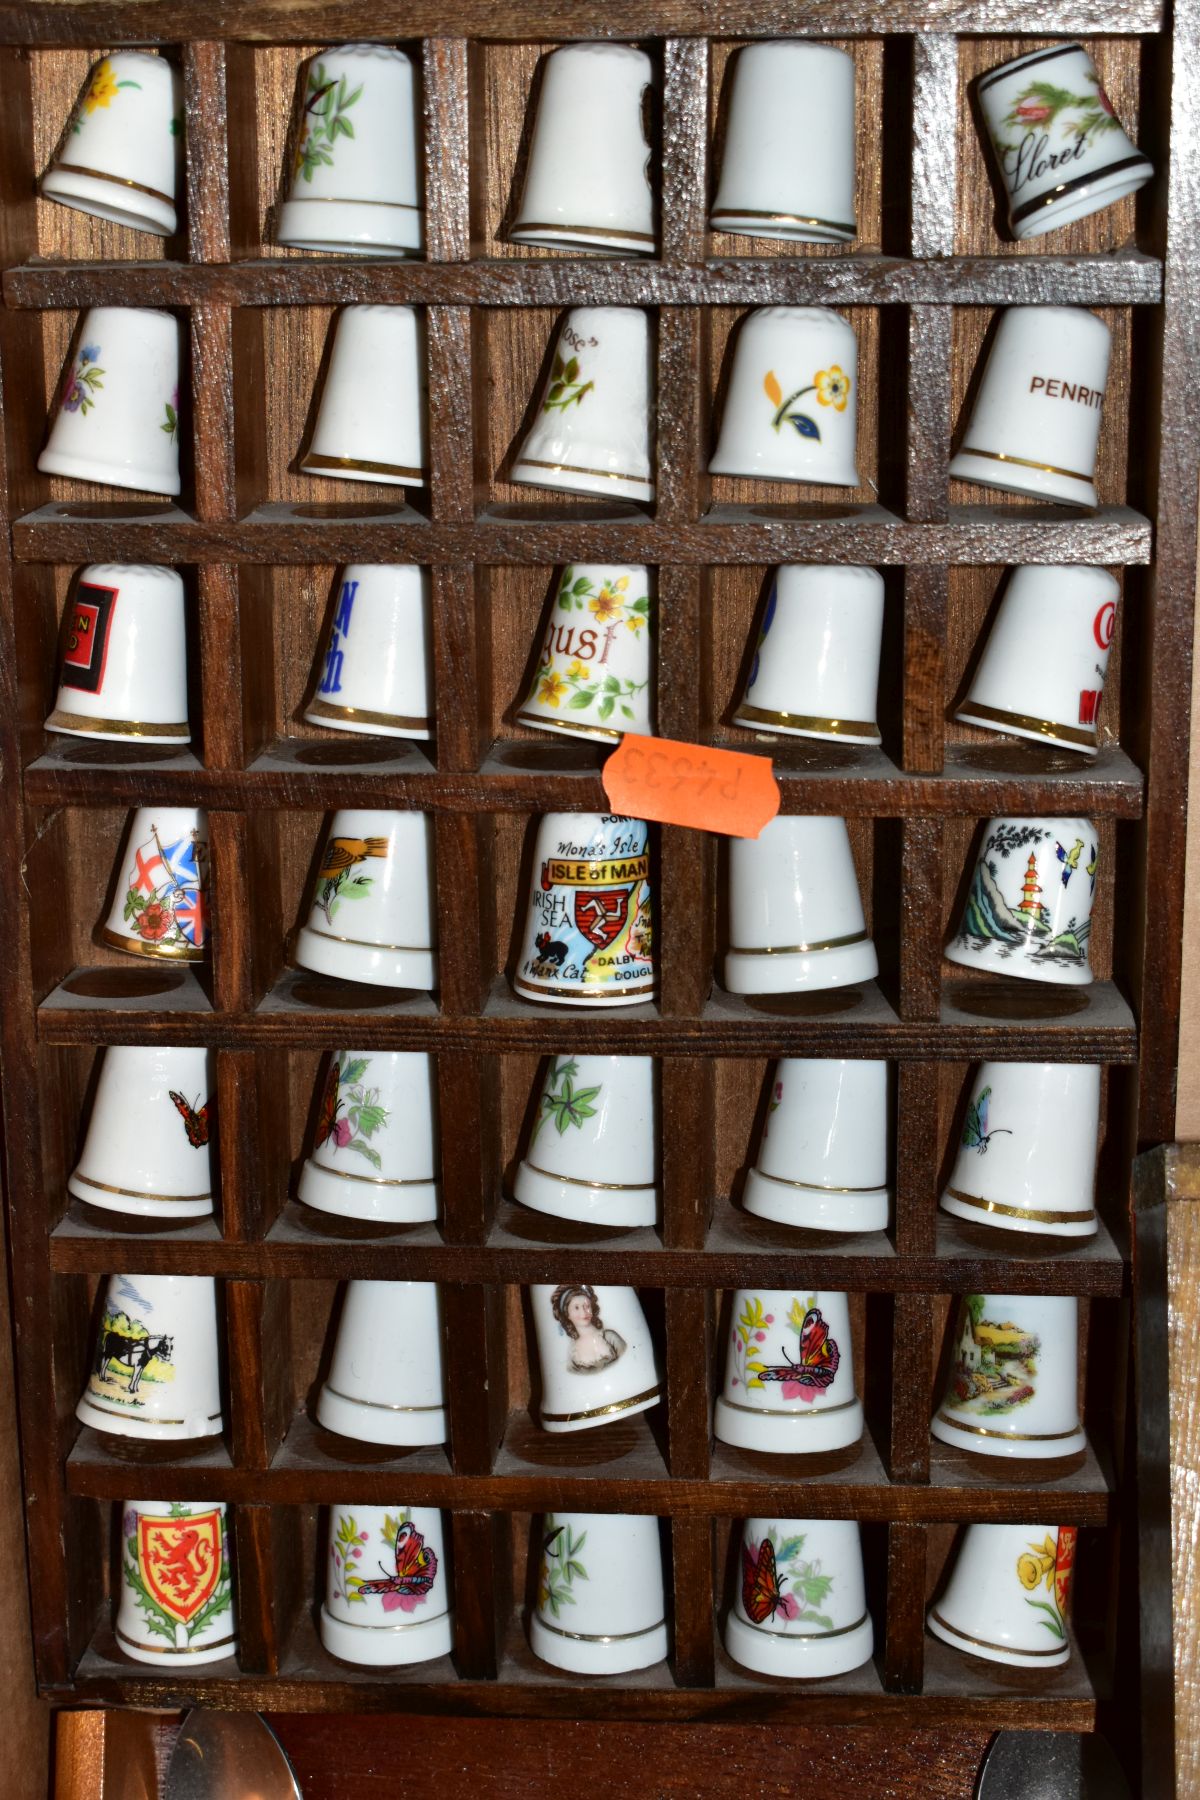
[710,42,856,245]
[944,816,1097,987]
[115,1500,236,1665]
[42,51,183,237]
[743,1059,890,1234]
[977,43,1152,241]
[315,1280,447,1448]
[928,1522,1077,1668]
[298,1050,440,1225]
[293,808,437,991]
[733,564,884,744]
[517,563,654,744]
[100,806,209,963]
[940,1062,1101,1241]
[529,1512,668,1675]
[69,1046,215,1222]
[931,1292,1086,1461]
[725,1518,873,1679]
[529,1282,664,1434]
[304,565,433,742]
[513,813,655,1007]
[512,1054,658,1229]
[39,306,182,495]
[46,564,190,745]
[321,1505,453,1667]
[77,1272,224,1443]
[724,814,878,996]
[300,305,428,487]
[277,44,424,257]
[715,1289,863,1455]
[511,307,655,503]
[709,306,860,487]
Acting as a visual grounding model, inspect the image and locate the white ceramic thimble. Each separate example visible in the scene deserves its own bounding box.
[321,1505,452,1666]
[100,806,209,962]
[46,564,190,744]
[513,1055,658,1229]
[711,43,856,244]
[278,44,424,257]
[77,1273,223,1441]
[956,565,1118,754]
[514,813,654,1007]
[715,1290,862,1455]
[979,44,1152,241]
[724,1518,873,1678]
[304,565,432,741]
[932,1292,1085,1460]
[42,52,183,237]
[945,816,1097,986]
[733,565,883,744]
[511,308,654,503]
[530,1283,663,1434]
[69,1045,214,1221]
[710,308,859,488]
[529,1512,667,1674]
[509,43,655,255]
[928,1523,1077,1668]
[300,305,428,487]
[724,814,878,995]
[116,1500,236,1665]
[298,1050,439,1225]
[517,564,654,744]
[316,1281,447,1447]
[941,1062,1100,1240]
[950,306,1110,507]
[744,1059,890,1233]
[39,306,181,495]
[293,809,437,990]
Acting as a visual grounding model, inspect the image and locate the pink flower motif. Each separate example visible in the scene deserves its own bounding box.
[1097,85,1115,116]
[777,1592,801,1620]
[764,1314,775,1325]
[332,1117,352,1147]
[731,1376,739,1387]
[333,1551,341,1567]
[1016,99,1052,122]
[382,1590,426,1614]
[755,1331,767,1342]
[352,1547,362,1558]
[782,1380,819,1403]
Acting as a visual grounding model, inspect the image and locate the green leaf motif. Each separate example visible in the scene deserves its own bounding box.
[339,1056,370,1085]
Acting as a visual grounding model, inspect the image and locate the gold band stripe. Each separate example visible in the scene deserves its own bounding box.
[755,1171,888,1196]
[85,1402,223,1428]
[541,1382,662,1424]
[954,699,1098,749]
[935,1409,1083,1442]
[305,1161,436,1189]
[301,452,426,480]
[47,708,190,739]
[516,457,653,488]
[720,1393,860,1418]
[513,973,655,1001]
[73,1172,211,1205]
[928,1608,1068,1658]
[115,1626,236,1656]
[735,701,880,738]
[740,1610,870,1642]
[943,1185,1096,1226]
[322,1384,444,1414]
[535,1614,666,1645]
[521,1158,655,1194]
[710,207,855,237]
[957,445,1095,484]
[300,923,435,956]
[511,220,655,243]
[1009,155,1152,227]
[305,697,430,732]
[48,161,174,206]
[285,195,422,210]
[727,930,870,955]
[99,926,204,963]
[515,708,622,742]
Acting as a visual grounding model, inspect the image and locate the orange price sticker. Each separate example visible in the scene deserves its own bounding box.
[602,734,780,839]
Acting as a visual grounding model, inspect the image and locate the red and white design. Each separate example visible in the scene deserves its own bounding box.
[59,581,117,694]
[138,1508,222,1623]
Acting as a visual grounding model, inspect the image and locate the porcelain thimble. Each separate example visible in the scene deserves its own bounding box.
[304,565,432,740]
[300,305,428,487]
[509,43,655,255]
[945,816,1097,986]
[724,814,878,995]
[710,308,859,488]
[530,1512,667,1674]
[511,308,654,503]
[47,564,190,744]
[734,565,883,744]
[715,1290,862,1454]
[322,1505,452,1666]
[513,1054,658,1229]
[294,808,437,990]
[299,1050,440,1225]
[101,806,209,962]
[744,1060,890,1233]
[711,43,856,244]
[39,306,181,495]
[530,1283,663,1433]
[957,565,1118,754]
[69,1046,214,1221]
[940,1062,1100,1240]
[278,44,424,257]
[316,1281,447,1447]
[517,564,654,744]
[514,813,654,1007]
[116,1500,236,1665]
[78,1273,223,1441]
[979,44,1152,240]
[43,52,183,237]
[950,306,1110,506]
[928,1523,1076,1668]
[932,1292,1086,1460]
[725,1518,873,1678]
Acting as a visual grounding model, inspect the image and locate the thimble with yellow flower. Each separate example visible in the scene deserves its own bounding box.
[517,564,654,745]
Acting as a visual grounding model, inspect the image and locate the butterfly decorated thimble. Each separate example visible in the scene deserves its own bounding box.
[46,564,190,745]
[300,305,428,486]
[299,1051,440,1225]
[42,52,183,238]
[77,1273,223,1442]
[39,306,182,495]
[321,1505,453,1667]
[945,816,1097,986]
[304,565,433,741]
[956,565,1118,755]
[724,814,878,995]
[514,813,655,1008]
[511,307,655,503]
[315,1280,447,1447]
[733,564,884,744]
[69,1046,214,1221]
[711,42,856,245]
[941,1062,1100,1239]
[931,1292,1086,1461]
[950,306,1110,507]
[513,1054,658,1229]
[709,307,859,488]
[517,563,654,744]
[529,1512,668,1675]
[293,808,437,990]
[115,1500,236,1665]
[715,1289,862,1455]
[928,1522,1077,1668]
[743,1059,890,1233]
[100,806,210,963]
[530,1283,663,1434]
[725,1518,873,1679]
